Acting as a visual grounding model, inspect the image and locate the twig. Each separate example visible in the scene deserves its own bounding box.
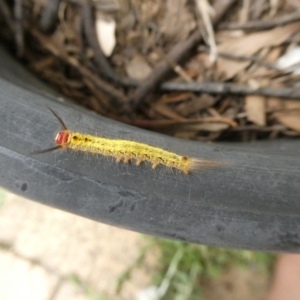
[81,0,116,81]
[220,11,300,31]
[14,0,24,57]
[156,47,193,82]
[229,124,286,131]
[68,58,129,104]
[251,1,269,20]
[30,29,128,104]
[283,130,300,136]
[199,46,280,70]
[239,0,250,23]
[131,0,237,109]
[269,0,279,17]
[195,0,217,61]
[81,0,137,87]
[39,0,61,33]
[0,0,15,32]
[161,81,300,100]
[128,117,237,128]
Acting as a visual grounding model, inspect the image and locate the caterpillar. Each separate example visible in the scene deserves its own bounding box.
[31,108,224,174]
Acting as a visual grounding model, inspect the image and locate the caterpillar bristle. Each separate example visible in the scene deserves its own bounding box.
[190,158,225,172]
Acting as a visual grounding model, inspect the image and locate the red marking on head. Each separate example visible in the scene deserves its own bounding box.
[55,131,69,146]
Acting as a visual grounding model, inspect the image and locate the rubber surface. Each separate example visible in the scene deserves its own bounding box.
[1,46,300,252]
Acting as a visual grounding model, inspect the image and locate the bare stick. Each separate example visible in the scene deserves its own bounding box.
[161,81,300,100]
[39,0,61,33]
[0,0,15,32]
[14,0,24,57]
[155,47,193,82]
[30,28,128,104]
[128,117,237,128]
[130,0,237,109]
[195,0,217,61]
[199,46,280,70]
[81,0,137,87]
[220,11,300,31]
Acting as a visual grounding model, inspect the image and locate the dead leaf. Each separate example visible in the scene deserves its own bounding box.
[175,94,217,116]
[216,22,300,79]
[266,46,282,63]
[222,106,239,119]
[160,0,196,40]
[267,97,300,112]
[95,13,116,57]
[178,122,229,132]
[196,52,213,69]
[183,68,200,79]
[152,103,185,120]
[274,110,300,132]
[174,131,198,139]
[277,46,300,74]
[160,92,192,104]
[126,54,152,80]
[247,47,282,78]
[245,95,266,126]
[248,68,279,79]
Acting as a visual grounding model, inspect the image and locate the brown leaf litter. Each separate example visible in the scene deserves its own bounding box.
[1,0,300,141]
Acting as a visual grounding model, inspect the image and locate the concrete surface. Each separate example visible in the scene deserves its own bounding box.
[0,189,271,300]
[0,190,152,300]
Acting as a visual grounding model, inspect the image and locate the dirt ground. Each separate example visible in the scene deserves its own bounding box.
[0,190,271,300]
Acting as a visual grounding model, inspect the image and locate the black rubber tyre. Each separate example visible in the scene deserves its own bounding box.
[1,46,300,252]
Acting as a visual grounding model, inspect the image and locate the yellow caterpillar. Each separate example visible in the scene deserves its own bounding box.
[32,108,224,174]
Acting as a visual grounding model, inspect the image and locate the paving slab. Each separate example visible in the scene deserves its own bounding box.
[0,191,152,300]
[0,249,59,300]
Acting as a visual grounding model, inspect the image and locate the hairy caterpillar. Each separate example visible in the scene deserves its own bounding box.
[32,108,224,174]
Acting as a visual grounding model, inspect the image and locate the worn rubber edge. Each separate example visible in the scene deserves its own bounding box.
[1,46,300,252]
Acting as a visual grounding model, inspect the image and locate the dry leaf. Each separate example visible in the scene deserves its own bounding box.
[174,131,198,139]
[160,92,192,104]
[126,54,152,80]
[160,0,195,40]
[222,106,239,119]
[274,110,300,132]
[277,46,300,74]
[250,47,282,78]
[267,97,300,112]
[180,122,229,132]
[266,47,282,63]
[95,13,116,56]
[196,52,213,69]
[216,22,300,79]
[245,95,266,126]
[175,94,217,116]
[153,103,185,120]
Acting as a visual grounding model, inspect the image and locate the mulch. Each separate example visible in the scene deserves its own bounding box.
[1,0,300,141]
